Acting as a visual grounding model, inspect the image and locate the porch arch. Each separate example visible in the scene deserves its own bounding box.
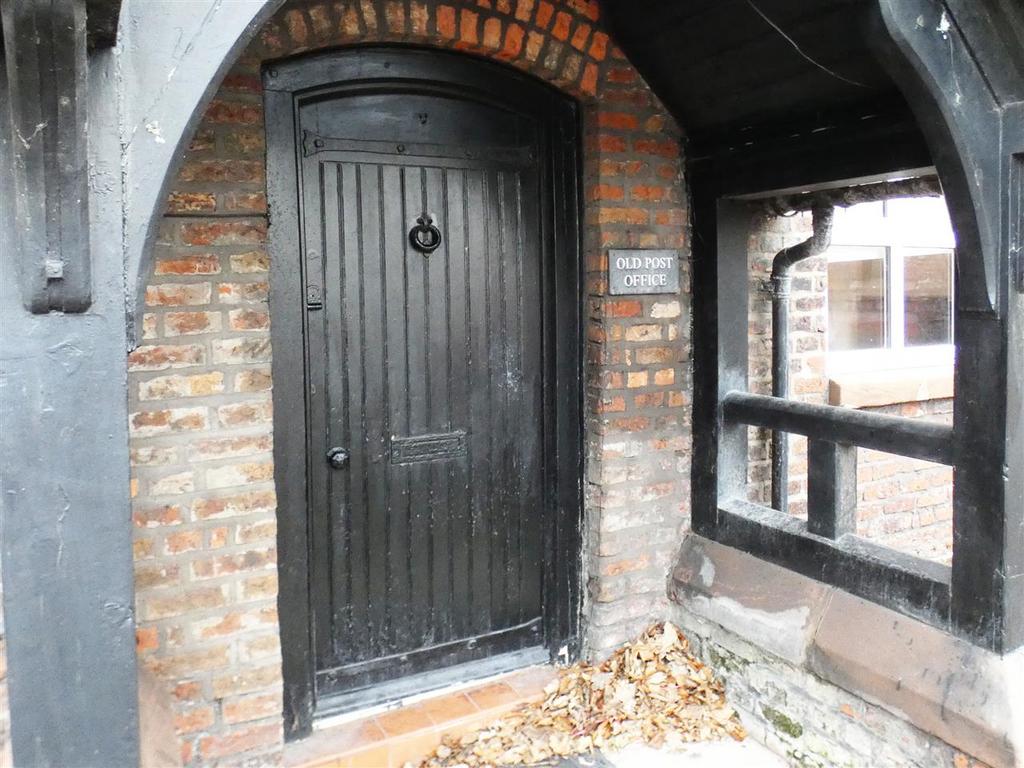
[127,1,686,764]
[121,1,1022,767]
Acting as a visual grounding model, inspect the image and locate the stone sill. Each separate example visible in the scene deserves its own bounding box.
[283,666,556,768]
[827,366,953,408]
[669,534,1023,768]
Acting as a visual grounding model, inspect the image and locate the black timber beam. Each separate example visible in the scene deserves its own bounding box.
[1,0,92,313]
[717,499,952,628]
[687,100,933,199]
[944,0,1024,106]
[722,391,954,465]
[871,0,1024,652]
[1,0,140,765]
[85,0,121,49]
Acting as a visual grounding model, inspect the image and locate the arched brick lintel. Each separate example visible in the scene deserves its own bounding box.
[250,0,610,101]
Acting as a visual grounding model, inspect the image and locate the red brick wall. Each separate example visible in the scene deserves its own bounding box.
[746,212,953,563]
[128,1,690,764]
[746,212,828,512]
[854,400,953,562]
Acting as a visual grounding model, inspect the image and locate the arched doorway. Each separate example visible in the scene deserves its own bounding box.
[126,2,691,761]
[264,46,583,736]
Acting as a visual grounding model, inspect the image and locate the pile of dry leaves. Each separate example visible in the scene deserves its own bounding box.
[417,622,746,767]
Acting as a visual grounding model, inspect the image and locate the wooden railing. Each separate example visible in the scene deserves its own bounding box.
[722,391,954,540]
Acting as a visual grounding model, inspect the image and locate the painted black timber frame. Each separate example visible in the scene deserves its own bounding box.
[263,46,584,739]
[1,0,93,313]
[2,1,141,765]
[688,0,1024,652]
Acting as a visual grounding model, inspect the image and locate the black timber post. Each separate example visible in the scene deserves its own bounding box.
[689,175,750,536]
[1007,105,1024,646]
[1,2,141,765]
[871,0,1024,651]
[688,180,720,535]
[806,439,857,540]
[715,200,752,504]
[2,0,92,313]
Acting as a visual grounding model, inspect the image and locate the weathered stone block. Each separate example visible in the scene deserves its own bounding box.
[809,589,1024,768]
[671,535,829,665]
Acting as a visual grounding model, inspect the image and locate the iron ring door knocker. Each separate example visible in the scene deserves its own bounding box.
[409,214,442,255]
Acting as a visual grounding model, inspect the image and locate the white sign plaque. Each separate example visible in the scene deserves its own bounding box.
[608,249,679,295]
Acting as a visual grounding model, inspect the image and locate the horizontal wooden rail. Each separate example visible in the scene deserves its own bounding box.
[716,498,952,628]
[722,391,954,465]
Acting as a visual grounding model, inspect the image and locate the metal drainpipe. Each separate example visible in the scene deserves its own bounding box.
[769,204,834,513]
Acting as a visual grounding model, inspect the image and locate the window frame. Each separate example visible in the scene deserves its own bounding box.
[825,198,956,376]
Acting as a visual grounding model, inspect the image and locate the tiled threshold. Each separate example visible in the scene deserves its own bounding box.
[284,665,558,768]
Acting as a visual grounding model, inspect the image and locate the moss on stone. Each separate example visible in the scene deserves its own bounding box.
[708,645,751,674]
[762,704,804,739]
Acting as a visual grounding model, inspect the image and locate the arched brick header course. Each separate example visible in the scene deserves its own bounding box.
[257,0,609,98]
[130,1,690,765]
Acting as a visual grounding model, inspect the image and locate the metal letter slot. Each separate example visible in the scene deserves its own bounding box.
[391,431,466,464]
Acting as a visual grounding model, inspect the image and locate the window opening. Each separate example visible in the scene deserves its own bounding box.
[826,197,955,374]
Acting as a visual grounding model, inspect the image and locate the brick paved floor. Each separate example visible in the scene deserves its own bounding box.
[556,742,786,767]
[284,665,785,768]
[285,666,558,768]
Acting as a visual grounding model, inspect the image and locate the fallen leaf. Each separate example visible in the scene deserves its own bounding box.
[418,623,747,767]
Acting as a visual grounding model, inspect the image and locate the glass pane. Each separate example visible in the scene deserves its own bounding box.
[830,201,885,246]
[904,250,952,346]
[884,197,956,248]
[828,253,885,352]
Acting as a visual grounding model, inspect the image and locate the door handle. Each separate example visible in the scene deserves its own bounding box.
[326,446,350,469]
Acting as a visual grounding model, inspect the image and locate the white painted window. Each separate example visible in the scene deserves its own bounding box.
[825,196,955,375]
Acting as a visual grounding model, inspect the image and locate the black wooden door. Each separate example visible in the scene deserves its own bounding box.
[298,89,547,699]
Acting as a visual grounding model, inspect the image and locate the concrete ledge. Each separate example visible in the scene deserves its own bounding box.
[827,367,953,408]
[670,534,1023,768]
[670,535,830,665]
[810,589,1023,768]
